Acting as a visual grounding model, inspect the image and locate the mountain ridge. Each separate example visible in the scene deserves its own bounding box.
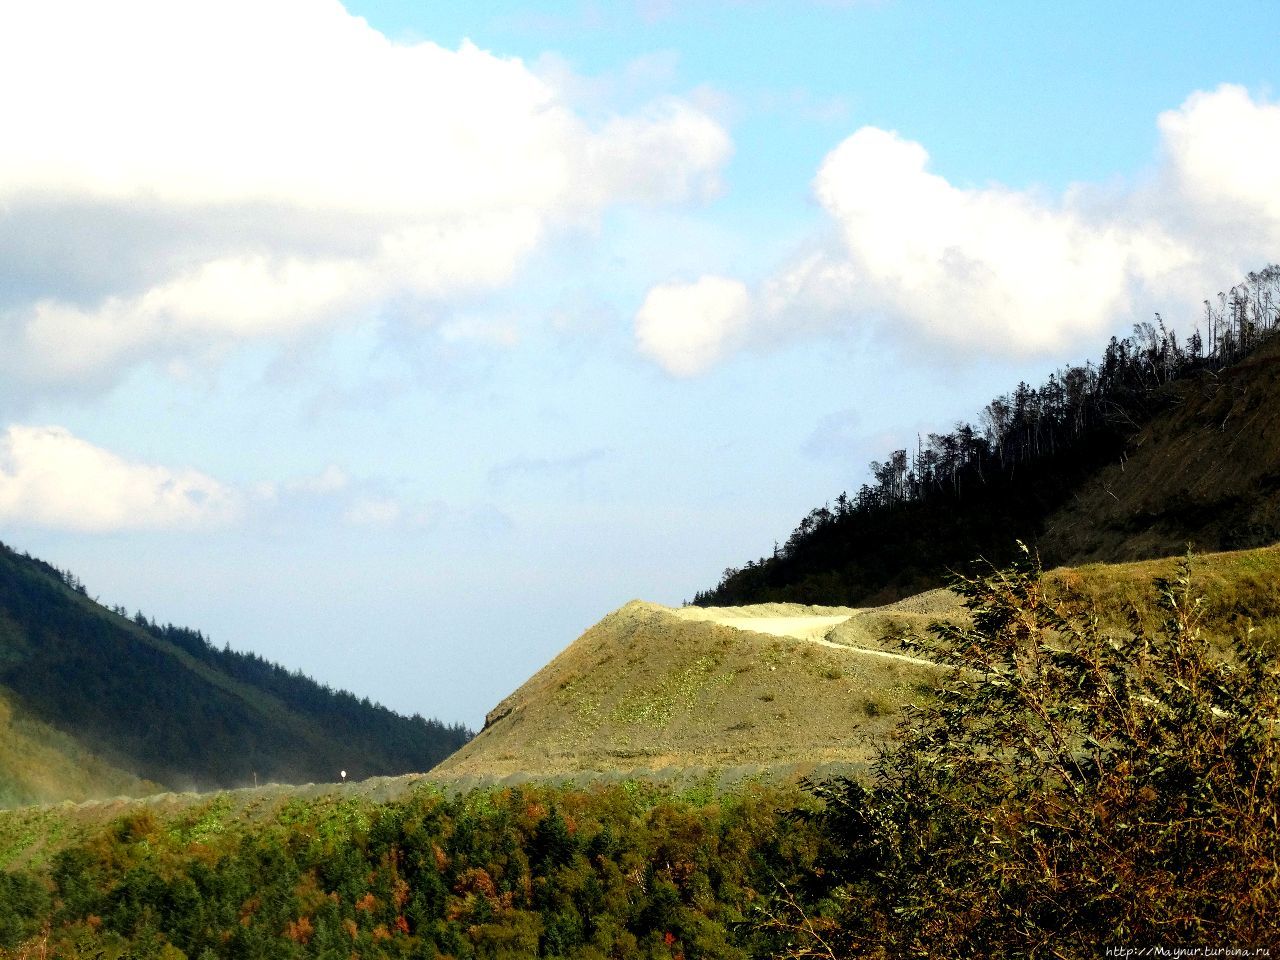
[0,540,470,806]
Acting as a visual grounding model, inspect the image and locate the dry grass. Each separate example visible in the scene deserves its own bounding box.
[436,542,1280,785]
[432,599,947,782]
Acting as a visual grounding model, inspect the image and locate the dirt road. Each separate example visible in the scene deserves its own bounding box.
[672,606,942,670]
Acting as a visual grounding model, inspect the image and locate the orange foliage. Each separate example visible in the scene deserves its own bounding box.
[284,916,314,945]
[453,867,497,902]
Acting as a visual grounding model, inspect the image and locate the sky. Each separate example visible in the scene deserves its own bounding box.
[1,0,1277,730]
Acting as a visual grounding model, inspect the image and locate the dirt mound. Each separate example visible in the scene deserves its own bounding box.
[436,596,952,782]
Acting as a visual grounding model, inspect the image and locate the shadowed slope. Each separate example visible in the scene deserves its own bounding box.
[0,540,470,803]
[1043,334,1280,561]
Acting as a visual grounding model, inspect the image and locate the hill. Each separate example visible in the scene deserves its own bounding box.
[696,266,1280,607]
[0,686,160,808]
[0,540,470,805]
[0,546,1275,957]
[1041,333,1280,561]
[432,594,957,782]
[439,543,1280,783]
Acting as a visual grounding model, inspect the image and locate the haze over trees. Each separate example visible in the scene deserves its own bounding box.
[696,266,1280,607]
[0,541,470,794]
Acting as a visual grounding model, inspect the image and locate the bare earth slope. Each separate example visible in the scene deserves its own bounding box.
[432,597,959,781]
[1043,334,1280,563]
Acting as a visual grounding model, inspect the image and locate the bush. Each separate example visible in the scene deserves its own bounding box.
[782,548,1280,957]
[0,870,50,948]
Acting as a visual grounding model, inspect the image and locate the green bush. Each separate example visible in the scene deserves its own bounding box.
[0,870,50,948]
[781,548,1280,957]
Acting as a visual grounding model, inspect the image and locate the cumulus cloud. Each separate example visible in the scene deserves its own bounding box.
[635,275,751,375]
[0,426,239,532]
[809,127,1190,354]
[0,0,730,398]
[1159,85,1280,223]
[0,429,511,538]
[634,84,1280,372]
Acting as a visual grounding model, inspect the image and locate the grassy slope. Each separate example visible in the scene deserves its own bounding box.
[1050,541,1280,649]
[0,546,1269,816]
[432,598,947,782]
[437,545,1280,784]
[0,687,161,809]
[1,544,1275,868]
[0,773,440,872]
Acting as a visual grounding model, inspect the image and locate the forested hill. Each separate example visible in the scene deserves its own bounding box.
[0,541,470,805]
[697,266,1280,607]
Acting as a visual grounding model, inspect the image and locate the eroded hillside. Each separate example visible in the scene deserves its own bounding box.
[1043,334,1280,561]
[433,596,957,782]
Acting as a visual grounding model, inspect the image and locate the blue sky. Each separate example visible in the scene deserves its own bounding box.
[0,0,1277,730]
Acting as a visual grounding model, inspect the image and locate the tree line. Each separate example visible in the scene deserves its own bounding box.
[0,541,471,788]
[696,266,1280,606]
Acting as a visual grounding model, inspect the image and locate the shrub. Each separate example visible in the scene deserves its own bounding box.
[0,870,50,948]
[782,548,1280,957]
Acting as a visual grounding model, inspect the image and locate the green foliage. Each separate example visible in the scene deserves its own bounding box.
[781,549,1280,956]
[0,870,50,948]
[0,781,819,959]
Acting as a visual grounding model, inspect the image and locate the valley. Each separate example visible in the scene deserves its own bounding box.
[2,272,1279,955]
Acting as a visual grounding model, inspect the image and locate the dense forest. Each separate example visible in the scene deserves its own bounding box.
[696,266,1280,606]
[0,541,470,790]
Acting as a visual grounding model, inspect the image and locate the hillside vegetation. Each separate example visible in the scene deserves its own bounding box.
[698,266,1280,606]
[781,548,1280,955]
[0,688,159,809]
[438,543,1280,787]
[0,541,470,805]
[0,548,1275,957]
[0,776,823,960]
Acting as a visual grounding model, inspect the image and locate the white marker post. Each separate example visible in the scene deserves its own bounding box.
[340,769,347,783]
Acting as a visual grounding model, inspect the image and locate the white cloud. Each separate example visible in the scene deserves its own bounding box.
[809,127,1190,354]
[0,427,506,538]
[635,275,751,375]
[0,0,730,398]
[1159,85,1280,224]
[0,426,238,532]
[633,84,1280,371]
